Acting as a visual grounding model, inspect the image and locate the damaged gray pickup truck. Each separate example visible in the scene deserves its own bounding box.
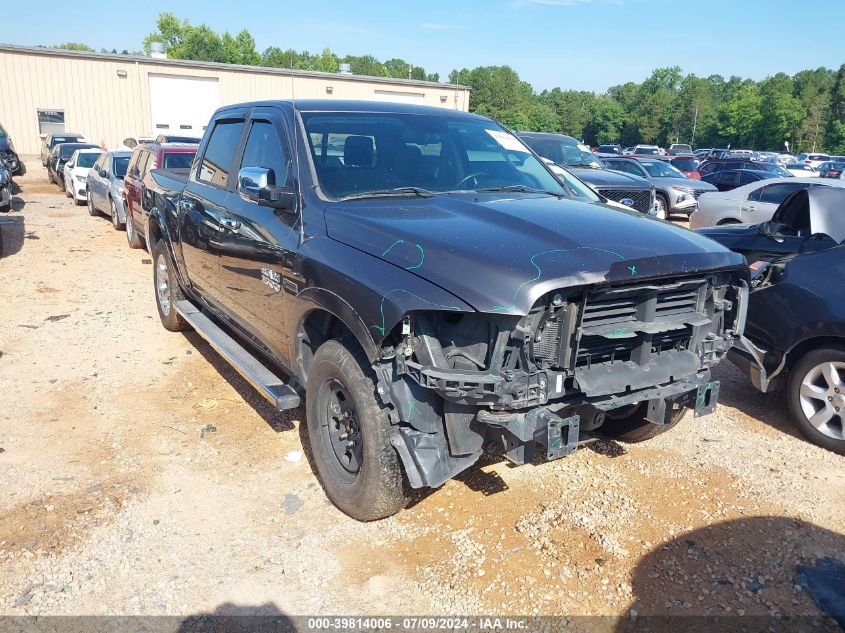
[147,100,749,520]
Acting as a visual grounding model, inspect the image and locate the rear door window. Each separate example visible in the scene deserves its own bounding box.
[198,120,246,187]
[758,182,806,204]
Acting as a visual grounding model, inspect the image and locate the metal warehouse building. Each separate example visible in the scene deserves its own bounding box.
[0,44,471,156]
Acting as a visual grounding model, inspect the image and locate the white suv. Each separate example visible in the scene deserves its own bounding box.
[797,152,831,168]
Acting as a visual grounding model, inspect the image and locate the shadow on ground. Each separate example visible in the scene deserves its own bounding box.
[178,602,295,632]
[614,516,845,633]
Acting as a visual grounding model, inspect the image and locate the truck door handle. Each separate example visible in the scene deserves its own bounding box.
[219,217,241,232]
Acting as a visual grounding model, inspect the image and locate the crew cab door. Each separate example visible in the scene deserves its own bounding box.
[214,108,298,361]
[178,114,247,307]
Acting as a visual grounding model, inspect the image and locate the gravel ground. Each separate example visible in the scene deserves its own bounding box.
[0,159,843,629]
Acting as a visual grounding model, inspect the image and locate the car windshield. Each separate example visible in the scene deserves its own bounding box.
[520,136,602,169]
[60,145,93,159]
[635,147,660,155]
[52,136,80,147]
[672,145,692,153]
[302,112,566,199]
[598,145,619,154]
[640,160,685,178]
[163,136,200,144]
[163,152,196,169]
[787,163,812,170]
[76,153,101,168]
[671,158,697,172]
[114,156,130,178]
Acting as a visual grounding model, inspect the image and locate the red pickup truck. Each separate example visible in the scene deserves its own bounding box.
[124,143,197,249]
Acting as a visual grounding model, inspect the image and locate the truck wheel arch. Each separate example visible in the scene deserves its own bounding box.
[294,290,380,380]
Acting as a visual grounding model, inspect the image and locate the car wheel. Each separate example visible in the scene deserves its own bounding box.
[601,401,686,442]
[110,198,124,230]
[655,194,669,220]
[305,338,410,521]
[717,218,741,225]
[152,240,188,332]
[87,192,98,216]
[126,212,144,249]
[787,347,845,454]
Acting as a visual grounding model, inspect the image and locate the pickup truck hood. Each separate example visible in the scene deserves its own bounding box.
[325,194,745,314]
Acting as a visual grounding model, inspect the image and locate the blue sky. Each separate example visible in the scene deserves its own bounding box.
[4,0,844,92]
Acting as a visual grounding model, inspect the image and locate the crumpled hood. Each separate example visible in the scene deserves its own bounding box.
[325,194,746,314]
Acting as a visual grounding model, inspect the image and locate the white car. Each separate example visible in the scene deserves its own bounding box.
[797,152,831,168]
[689,177,845,228]
[63,148,103,205]
[632,144,660,156]
[784,162,819,177]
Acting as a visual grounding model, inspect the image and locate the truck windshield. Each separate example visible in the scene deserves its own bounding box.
[301,112,565,199]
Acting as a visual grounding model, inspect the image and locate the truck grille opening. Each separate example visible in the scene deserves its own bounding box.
[596,189,653,213]
[534,279,708,370]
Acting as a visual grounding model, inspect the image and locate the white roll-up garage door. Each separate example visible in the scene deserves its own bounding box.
[373,90,426,105]
[148,74,220,137]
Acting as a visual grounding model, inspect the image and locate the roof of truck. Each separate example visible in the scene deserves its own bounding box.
[218,99,483,119]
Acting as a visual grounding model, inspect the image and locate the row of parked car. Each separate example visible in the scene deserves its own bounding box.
[40,132,199,248]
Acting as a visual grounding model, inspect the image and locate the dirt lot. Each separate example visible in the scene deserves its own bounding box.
[1,159,843,628]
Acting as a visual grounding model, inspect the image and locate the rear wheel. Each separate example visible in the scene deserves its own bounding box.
[126,210,144,249]
[787,347,845,454]
[152,240,188,332]
[305,338,410,521]
[602,401,686,442]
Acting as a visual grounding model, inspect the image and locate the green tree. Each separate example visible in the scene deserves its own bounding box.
[314,48,339,73]
[717,82,762,147]
[824,65,845,154]
[757,73,804,150]
[584,98,626,145]
[54,42,94,51]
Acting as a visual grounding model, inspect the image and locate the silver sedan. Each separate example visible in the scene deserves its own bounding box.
[689,178,845,228]
[86,151,131,229]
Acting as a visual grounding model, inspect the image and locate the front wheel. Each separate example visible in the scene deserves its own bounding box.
[601,401,685,442]
[110,198,124,230]
[655,194,669,220]
[87,192,98,215]
[152,240,188,332]
[305,338,410,521]
[787,348,845,454]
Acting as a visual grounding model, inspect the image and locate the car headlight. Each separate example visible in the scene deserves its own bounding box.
[671,185,695,195]
[75,175,86,182]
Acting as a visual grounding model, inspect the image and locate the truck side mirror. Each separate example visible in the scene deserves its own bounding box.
[237,167,295,212]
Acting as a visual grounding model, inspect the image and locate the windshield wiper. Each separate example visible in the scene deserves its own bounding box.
[474,185,565,199]
[340,187,437,201]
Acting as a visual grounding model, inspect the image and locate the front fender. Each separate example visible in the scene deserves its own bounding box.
[293,237,474,363]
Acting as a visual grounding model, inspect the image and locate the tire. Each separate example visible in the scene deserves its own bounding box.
[601,401,686,442]
[126,210,144,249]
[305,338,410,521]
[151,240,188,332]
[786,347,845,454]
[87,193,98,216]
[655,193,669,221]
[110,197,124,230]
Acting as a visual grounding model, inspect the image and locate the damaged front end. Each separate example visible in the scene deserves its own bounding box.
[377,272,748,489]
